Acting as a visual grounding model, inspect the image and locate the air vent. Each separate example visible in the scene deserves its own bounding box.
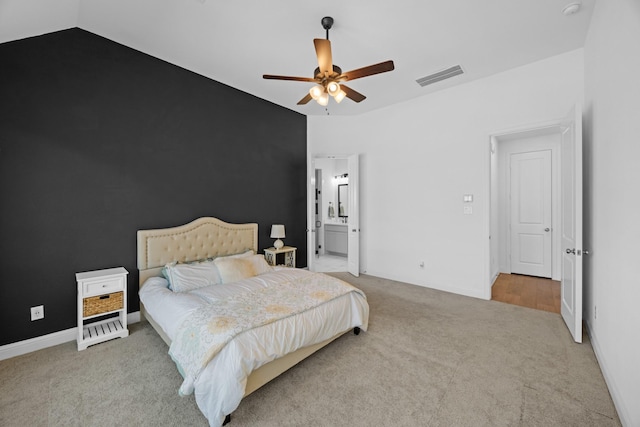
[416,65,464,87]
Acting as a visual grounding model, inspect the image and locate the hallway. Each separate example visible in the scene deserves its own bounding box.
[491,273,560,314]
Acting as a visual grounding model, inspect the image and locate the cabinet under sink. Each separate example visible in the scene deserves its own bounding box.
[325,224,348,256]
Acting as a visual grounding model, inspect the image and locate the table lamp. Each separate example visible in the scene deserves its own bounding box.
[270,224,285,249]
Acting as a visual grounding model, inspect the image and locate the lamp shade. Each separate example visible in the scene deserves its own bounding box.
[270,224,285,239]
[317,92,329,106]
[309,85,324,100]
[327,81,340,96]
[334,89,347,103]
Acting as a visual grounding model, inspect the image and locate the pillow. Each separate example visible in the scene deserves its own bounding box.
[163,259,222,293]
[214,254,273,284]
[246,254,273,275]
[224,249,254,259]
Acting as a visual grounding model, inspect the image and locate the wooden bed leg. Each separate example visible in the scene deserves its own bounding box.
[354,327,361,335]
[223,414,231,425]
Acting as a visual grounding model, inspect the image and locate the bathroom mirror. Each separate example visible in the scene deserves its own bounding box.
[338,184,348,217]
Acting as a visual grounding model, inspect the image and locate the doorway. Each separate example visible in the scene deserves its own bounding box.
[307,154,359,275]
[491,128,562,282]
[314,158,348,272]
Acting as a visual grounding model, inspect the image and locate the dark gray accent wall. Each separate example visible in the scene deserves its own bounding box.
[0,28,307,346]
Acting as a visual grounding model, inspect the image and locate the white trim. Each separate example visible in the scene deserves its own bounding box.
[0,311,140,361]
[585,321,630,427]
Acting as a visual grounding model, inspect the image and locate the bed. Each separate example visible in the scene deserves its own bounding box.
[137,217,369,426]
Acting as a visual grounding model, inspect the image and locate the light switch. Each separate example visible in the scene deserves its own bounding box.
[463,194,473,203]
[463,206,473,215]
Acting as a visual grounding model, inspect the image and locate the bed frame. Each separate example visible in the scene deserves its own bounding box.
[137,217,348,407]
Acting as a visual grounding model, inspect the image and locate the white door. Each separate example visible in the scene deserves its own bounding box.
[510,150,552,277]
[347,154,359,276]
[560,105,583,343]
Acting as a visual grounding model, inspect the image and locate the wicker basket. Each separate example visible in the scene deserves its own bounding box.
[83,291,124,317]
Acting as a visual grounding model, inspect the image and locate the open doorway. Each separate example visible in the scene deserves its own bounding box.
[313,157,348,272]
[307,154,360,275]
[491,127,562,282]
[489,125,563,312]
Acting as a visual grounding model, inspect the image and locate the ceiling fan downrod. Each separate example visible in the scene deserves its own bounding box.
[321,16,333,40]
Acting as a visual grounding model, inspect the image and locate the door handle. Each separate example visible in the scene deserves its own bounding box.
[544,228,550,232]
[565,248,576,254]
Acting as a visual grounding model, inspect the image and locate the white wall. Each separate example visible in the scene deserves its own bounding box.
[583,1,640,425]
[309,48,584,299]
[0,0,79,43]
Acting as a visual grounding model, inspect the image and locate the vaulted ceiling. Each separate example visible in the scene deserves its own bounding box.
[2,0,595,116]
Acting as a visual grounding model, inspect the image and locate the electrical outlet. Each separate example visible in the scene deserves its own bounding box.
[30,305,44,321]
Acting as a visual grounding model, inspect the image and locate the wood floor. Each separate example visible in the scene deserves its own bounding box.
[491,273,560,314]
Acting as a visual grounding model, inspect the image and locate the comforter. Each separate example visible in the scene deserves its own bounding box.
[139,268,369,427]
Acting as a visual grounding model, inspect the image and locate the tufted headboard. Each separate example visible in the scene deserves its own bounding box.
[137,217,258,286]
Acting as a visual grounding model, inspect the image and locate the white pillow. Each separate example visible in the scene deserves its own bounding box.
[163,260,221,293]
[214,254,273,284]
[225,250,254,259]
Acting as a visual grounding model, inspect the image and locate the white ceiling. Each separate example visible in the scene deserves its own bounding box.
[4,0,595,116]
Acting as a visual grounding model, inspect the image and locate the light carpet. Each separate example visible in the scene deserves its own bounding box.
[0,273,620,426]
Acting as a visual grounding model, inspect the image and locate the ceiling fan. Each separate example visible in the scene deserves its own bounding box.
[263,16,395,106]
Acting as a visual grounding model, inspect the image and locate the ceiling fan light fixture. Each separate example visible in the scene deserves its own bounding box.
[327,81,341,96]
[334,89,347,103]
[263,16,395,107]
[317,92,329,106]
[309,85,324,100]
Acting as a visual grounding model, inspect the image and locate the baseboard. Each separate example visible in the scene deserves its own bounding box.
[0,311,140,361]
[585,320,631,427]
[365,270,488,300]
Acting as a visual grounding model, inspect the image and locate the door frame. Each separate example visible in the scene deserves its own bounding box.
[485,118,566,299]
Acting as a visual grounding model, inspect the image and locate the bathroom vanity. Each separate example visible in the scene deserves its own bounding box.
[325,223,348,256]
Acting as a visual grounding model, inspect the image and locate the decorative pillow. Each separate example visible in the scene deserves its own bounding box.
[214,254,273,284]
[163,259,222,293]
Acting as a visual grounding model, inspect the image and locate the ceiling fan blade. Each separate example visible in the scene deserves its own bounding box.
[340,84,366,103]
[263,74,317,82]
[297,93,313,105]
[313,39,333,75]
[341,60,395,81]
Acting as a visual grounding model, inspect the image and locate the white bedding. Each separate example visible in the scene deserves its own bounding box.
[139,268,369,427]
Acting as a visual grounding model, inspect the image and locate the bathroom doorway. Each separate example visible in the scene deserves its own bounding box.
[307,154,359,275]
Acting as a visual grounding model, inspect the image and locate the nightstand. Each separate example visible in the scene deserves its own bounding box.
[264,246,296,268]
[76,267,129,351]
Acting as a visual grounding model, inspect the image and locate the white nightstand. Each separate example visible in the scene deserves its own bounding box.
[76,267,129,351]
[264,246,296,268]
